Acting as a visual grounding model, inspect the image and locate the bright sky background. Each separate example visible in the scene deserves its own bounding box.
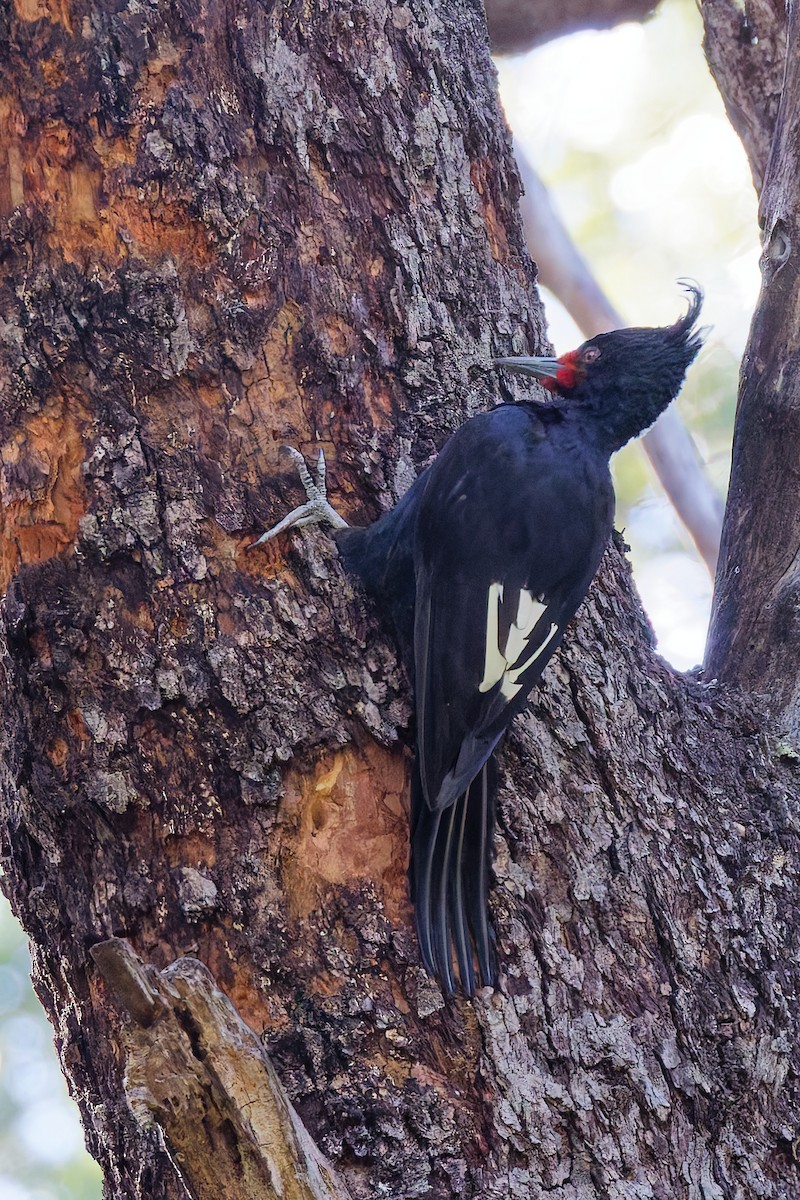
[497,0,760,669]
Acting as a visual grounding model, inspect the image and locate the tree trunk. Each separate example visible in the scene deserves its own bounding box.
[1,2,798,1198]
[702,0,800,739]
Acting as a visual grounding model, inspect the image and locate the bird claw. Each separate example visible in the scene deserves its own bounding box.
[249,446,348,549]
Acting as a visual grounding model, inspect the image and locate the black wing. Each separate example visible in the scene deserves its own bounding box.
[409,406,612,990]
[413,406,608,811]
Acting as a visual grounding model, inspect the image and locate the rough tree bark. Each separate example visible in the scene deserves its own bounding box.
[0,3,798,1200]
[701,0,800,739]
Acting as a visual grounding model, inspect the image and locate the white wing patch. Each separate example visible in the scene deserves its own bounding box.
[478,583,559,701]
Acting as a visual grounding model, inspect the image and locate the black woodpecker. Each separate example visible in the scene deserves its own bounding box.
[251,283,704,997]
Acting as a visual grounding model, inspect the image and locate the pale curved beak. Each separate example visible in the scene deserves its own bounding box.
[493,355,561,380]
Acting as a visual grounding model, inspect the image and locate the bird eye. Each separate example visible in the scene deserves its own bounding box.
[583,347,601,363]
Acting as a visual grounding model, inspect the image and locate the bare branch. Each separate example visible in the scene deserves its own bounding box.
[93,939,353,1200]
[700,0,787,191]
[485,0,662,55]
[516,147,724,573]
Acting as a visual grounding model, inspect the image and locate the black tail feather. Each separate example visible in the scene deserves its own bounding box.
[463,757,497,985]
[410,757,498,996]
[448,795,475,997]
[410,785,439,979]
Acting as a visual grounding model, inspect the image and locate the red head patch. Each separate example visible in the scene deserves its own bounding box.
[540,349,585,393]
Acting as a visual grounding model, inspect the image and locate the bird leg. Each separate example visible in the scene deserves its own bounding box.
[248,447,348,549]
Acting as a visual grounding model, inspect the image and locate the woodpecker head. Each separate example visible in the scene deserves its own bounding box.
[495,283,705,453]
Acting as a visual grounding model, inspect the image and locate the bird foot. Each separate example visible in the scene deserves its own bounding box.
[249,447,348,549]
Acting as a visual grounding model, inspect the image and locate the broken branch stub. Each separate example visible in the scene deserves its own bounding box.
[91,939,352,1200]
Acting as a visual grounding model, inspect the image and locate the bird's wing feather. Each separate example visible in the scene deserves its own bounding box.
[412,407,610,814]
[414,513,568,812]
[409,406,612,990]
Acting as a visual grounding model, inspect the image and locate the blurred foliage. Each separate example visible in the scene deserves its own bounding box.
[498,0,759,666]
[0,891,101,1200]
[0,1,760,1195]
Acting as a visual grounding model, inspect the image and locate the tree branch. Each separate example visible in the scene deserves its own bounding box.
[485,0,662,55]
[516,147,724,573]
[700,0,787,191]
[91,939,353,1200]
[704,6,800,738]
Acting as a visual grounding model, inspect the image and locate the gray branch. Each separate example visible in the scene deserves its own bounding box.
[515,146,724,573]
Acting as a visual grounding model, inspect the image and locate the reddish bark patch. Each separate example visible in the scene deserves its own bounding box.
[281,743,410,926]
[0,394,88,590]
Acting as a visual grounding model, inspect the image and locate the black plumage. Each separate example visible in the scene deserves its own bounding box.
[254,284,704,996]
